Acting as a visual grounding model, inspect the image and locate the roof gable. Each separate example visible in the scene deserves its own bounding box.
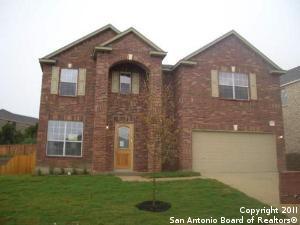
[41,24,120,60]
[178,30,282,71]
[99,27,165,52]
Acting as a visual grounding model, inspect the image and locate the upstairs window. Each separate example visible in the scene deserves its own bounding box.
[219,72,249,100]
[59,69,78,96]
[120,72,132,94]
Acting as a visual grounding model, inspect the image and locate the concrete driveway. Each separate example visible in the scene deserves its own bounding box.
[202,172,280,206]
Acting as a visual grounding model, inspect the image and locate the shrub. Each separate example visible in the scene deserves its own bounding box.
[0,122,22,144]
[37,169,42,176]
[83,167,89,175]
[0,122,38,144]
[72,168,78,175]
[49,167,54,175]
[60,168,65,175]
[22,137,36,144]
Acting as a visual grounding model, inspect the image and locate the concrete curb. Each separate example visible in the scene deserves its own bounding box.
[117,175,201,182]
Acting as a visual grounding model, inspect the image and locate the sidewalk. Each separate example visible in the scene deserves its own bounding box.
[117,175,201,182]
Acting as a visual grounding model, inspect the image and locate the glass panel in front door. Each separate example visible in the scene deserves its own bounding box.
[118,127,129,149]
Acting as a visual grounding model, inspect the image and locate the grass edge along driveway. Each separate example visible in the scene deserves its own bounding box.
[0,175,285,225]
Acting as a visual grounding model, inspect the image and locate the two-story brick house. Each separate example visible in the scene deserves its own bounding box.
[280,66,300,154]
[37,24,286,175]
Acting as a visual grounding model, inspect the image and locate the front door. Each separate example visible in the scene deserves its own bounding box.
[114,123,134,170]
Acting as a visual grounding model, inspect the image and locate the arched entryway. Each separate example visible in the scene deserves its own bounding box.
[107,61,149,171]
[109,61,149,95]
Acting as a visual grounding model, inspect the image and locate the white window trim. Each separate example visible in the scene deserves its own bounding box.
[219,72,249,100]
[46,120,83,157]
[119,71,132,94]
[281,89,288,107]
[59,69,78,97]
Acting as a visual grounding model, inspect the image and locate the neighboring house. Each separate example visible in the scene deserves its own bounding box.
[0,109,38,131]
[280,66,300,153]
[37,24,286,174]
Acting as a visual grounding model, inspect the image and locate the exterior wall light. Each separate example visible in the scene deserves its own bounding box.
[127,54,133,60]
[233,124,238,131]
[269,120,275,126]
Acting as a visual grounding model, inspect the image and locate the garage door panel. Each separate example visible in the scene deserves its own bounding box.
[192,131,278,173]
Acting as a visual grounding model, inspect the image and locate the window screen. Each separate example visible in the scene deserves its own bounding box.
[47,120,83,156]
[59,69,78,96]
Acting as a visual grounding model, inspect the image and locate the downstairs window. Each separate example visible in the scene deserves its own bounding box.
[47,120,83,157]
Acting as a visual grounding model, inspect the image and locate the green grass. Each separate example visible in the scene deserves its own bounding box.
[142,171,200,178]
[0,175,283,225]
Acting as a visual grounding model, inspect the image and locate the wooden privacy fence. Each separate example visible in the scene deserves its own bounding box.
[0,144,36,175]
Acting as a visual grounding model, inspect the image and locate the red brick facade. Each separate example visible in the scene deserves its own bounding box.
[37,26,285,174]
[280,172,300,204]
[37,29,117,171]
[92,33,163,172]
[172,35,285,172]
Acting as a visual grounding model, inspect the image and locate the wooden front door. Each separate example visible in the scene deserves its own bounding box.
[114,123,134,170]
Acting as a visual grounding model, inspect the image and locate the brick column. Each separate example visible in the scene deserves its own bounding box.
[147,66,163,172]
[92,53,109,172]
[36,65,52,168]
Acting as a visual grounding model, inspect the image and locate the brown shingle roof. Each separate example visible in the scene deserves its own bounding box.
[280,66,300,86]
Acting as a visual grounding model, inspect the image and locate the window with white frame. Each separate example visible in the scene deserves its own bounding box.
[59,69,78,96]
[120,72,131,94]
[281,89,288,106]
[219,72,249,100]
[47,120,83,157]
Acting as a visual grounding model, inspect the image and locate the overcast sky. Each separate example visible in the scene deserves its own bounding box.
[0,0,299,118]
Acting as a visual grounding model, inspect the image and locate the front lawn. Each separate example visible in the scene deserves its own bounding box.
[0,175,282,225]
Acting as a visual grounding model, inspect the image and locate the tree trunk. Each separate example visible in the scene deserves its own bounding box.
[152,176,156,207]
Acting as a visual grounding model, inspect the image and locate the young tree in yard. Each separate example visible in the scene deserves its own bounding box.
[160,80,179,171]
[143,74,178,209]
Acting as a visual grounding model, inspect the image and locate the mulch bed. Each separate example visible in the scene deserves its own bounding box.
[136,200,171,212]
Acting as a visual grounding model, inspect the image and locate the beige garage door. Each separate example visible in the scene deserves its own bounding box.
[192,131,278,173]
